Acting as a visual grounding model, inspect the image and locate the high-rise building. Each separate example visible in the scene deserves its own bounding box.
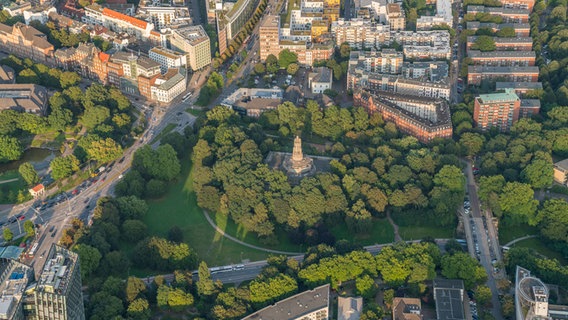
[331,19,391,50]
[259,15,281,61]
[169,25,211,71]
[473,89,521,132]
[31,245,85,320]
[0,258,32,320]
[149,46,187,73]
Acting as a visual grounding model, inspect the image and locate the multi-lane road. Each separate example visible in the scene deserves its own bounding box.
[462,160,504,320]
[1,95,199,277]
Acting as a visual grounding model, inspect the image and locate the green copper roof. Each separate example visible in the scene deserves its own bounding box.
[478,88,519,103]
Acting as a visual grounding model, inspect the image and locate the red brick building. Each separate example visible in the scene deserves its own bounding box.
[354,90,452,143]
[467,6,530,23]
[468,50,535,67]
[467,66,539,85]
[473,89,520,132]
[519,99,541,118]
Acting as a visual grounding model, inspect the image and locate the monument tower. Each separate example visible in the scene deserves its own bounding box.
[283,136,314,176]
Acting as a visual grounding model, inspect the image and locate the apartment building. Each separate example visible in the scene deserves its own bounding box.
[138,5,190,30]
[468,50,536,66]
[29,245,85,320]
[112,52,162,79]
[520,99,540,117]
[0,22,55,66]
[149,46,187,73]
[466,36,533,52]
[393,298,422,320]
[169,25,211,71]
[466,22,530,37]
[348,71,450,100]
[467,66,539,85]
[242,285,330,320]
[402,61,448,82]
[331,18,391,50]
[151,67,186,103]
[83,4,155,40]
[259,15,281,61]
[473,89,521,132]
[495,81,543,97]
[349,50,403,75]
[466,5,530,23]
[354,90,453,142]
[501,0,535,11]
[393,30,451,60]
[387,3,405,30]
[416,15,450,30]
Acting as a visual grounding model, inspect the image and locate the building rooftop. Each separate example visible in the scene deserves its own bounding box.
[242,284,330,320]
[37,245,80,296]
[260,14,279,29]
[172,24,209,46]
[477,89,519,104]
[338,296,363,320]
[0,65,15,84]
[137,56,161,70]
[495,82,543,90]
[468,66,539,73]
[0,259,31,320]
[310,67,332,84]
[467,36,533,44]
[149,46,184,59]
[466,21,530,29]
[520,99,540,108]
[468,50,535,58]
[155,68,185,90]
[393,297,421,320]
[0,84,48,115]
[467,5,530,14]
[554,158,568,172]
[434,279,465,320]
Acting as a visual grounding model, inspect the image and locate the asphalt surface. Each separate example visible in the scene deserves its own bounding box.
[463,160,504,320]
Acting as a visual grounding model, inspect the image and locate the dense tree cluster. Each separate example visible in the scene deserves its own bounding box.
[505,247,568,285]
[196,72,225,106]
[115,143,183,199]
[192,104,465,244]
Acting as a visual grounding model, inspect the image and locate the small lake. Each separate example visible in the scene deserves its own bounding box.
[0,148,60,174]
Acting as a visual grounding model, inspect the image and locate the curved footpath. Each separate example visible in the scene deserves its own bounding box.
[202,210,304,255]
[503,235,537,247]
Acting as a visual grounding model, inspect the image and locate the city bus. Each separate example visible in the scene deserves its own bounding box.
[28,242,38,257]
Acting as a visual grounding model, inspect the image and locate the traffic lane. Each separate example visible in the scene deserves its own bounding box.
[212,266,265,283]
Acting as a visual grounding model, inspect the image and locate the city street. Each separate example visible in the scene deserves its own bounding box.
[463,160,504,320]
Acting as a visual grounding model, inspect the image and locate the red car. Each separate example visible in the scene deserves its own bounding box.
[18,215,25,221]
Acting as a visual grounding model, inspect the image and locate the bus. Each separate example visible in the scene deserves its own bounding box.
[28,242,38,257]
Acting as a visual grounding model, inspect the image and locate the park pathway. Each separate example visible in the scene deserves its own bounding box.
[386,211,403,242]
[0,178,18,185]
[504,235,538,247]
[202,210,303,255]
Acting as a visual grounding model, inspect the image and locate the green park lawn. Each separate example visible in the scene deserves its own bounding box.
[512,237,567,265]
[498,223,537,245]
[391,212,455,241]
[330,218,394,245]
[0,171,27,204]
[150,123,176,144]
[142,160,271,267]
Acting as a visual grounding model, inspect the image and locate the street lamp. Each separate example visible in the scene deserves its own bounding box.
[63,192,72,216]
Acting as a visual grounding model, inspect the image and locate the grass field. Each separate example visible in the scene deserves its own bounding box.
[498,223,537,245]
[330,218,394,245]
[391,212,455,241]
[142,160,271,268]
[0,171,27,204]
[186,108,207,118]
[208,211,303,253]
[512,238,567,265]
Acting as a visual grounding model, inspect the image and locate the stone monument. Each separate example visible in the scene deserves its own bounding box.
[283,136,314,176]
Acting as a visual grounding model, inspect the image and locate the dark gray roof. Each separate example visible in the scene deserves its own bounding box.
[137,56,160,70]
[434,279,465,320]
[496,82,543,90]
[468,50,535,58]
[311,67,332,84]
[520,99,541,108]
[241,285,330,320]
[468,66,539,73]
[466,22,530,30]
[467,36,533,44]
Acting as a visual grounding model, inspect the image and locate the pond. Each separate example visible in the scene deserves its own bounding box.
[0,148,60,175]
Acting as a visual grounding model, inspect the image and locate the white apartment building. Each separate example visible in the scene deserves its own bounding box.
[331,18,391,50]
[149,46,187,73]
[83,4,155,40]
[309,67,333,94]
[151,68,187,102]
[393,30,451,60]
[169,25,211,71]
[349,50,403,75]
[111,51,162,79]
[416,15,450,30]
[139,6,191,30]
